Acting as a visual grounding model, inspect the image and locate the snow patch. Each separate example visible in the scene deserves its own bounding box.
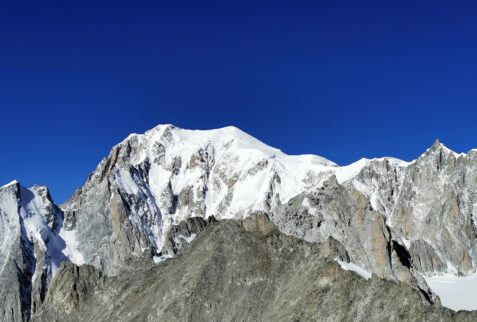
[59,229,85,266]
[335,259,372,280]
[177,233,197,244]
[333,158,369,184]
[116,169,140,195]
[17,186,69,277]
[400,238,412,249]
[302,198,318,215]
[153,253,174,263]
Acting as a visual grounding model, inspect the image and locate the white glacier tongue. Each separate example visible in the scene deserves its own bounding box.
[424,273,477,311]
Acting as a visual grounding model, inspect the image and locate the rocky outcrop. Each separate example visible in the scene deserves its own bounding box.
[389,141,477,275]
[158,216,217,258]
[273,175,411,281]
[38,263,105,318]
[32,217,477,322]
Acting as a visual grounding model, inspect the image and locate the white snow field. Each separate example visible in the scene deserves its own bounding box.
[425,273,477,311]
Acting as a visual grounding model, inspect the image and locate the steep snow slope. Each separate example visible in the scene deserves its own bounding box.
[0,181,66,320]
[111,125,338,216]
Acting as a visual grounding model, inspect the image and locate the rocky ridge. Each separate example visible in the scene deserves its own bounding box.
[32,215,477,322]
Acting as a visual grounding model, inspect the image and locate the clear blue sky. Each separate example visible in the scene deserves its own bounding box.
[1,1,477,202]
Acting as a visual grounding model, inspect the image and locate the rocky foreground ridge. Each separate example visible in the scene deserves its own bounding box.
[1,124,477,320]
[32,214,477,322]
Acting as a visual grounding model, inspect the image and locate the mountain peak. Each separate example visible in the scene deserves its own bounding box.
[427,139,452,154]
[426,139,465,159]
[432,139,441,148]
[0,179,19,190]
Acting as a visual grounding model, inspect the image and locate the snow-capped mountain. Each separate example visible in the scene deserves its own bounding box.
[60,124,417,281]
[0,181,65,321]
[60,124,344,275]
[3,124,477,320]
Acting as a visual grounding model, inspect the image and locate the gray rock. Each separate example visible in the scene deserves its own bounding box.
[33,216,477,322]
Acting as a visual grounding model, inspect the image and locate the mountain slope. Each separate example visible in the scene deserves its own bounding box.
[32,215,477,322]
[0,181,65,321]
[60,124,343,275]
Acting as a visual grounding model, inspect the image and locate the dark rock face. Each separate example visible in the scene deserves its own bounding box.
[160,216,218,257]
[39,263,105,318]
[33,217,477,322]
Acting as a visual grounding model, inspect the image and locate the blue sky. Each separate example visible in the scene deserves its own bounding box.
[1,1,477,202]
